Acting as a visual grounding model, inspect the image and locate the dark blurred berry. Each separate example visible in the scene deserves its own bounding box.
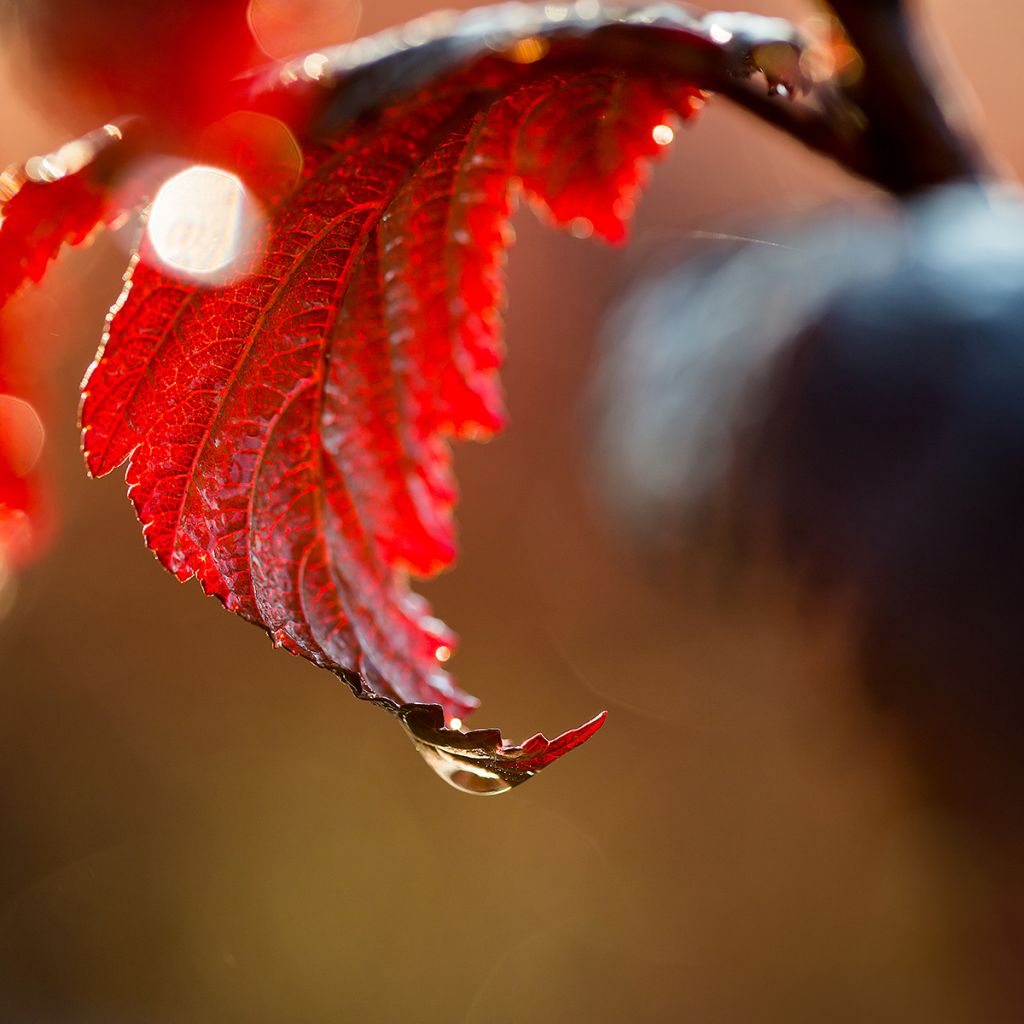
[596,184,1024,830]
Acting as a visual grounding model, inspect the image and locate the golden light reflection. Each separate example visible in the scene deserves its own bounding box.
[147,166,263,282]
[798,14,865,86]
[652,123,675,146]
[448,717,463,731]
[506,36,550,64]
[0,167,22,206]
[435,644,452,663]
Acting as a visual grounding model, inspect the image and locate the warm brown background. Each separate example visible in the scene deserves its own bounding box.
[1,2,1020,1021]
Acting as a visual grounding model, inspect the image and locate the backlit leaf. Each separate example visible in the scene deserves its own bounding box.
[80,2,804,791]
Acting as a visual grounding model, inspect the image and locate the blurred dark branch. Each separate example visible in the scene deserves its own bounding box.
[588,3,991,197]
[257,2,990,199]
[712,0,991,195]
[823,0,990,192]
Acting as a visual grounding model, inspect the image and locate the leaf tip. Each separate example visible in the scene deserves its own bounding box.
[398,703,607,795]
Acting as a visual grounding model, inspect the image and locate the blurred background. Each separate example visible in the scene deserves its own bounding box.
[0,1,1020,1021]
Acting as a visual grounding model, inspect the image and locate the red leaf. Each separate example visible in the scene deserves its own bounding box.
[0,125,124,578]
[79,3,802,791]
[0,123,138,306]
[0,122,151,589]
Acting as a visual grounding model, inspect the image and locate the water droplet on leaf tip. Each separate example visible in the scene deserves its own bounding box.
[415,741,514,794]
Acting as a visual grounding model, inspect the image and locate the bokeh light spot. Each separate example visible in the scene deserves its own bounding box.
[652,123,675,146]
[199,112,303,208]
[147,166,262,281]
[0,395,45,478]
[302,52,329,80]
[570,217,594,240]
[248,0,362,60]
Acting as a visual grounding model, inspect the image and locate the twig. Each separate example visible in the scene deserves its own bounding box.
[823,0,990,193]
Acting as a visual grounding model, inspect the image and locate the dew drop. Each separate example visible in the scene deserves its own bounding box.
[412,740,515,795]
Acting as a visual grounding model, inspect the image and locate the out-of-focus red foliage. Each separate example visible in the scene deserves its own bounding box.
[0,321,48,571]
[11,0,259,131]
[516,73,692,242]
[0,159,106,306]
[0,122,144,573]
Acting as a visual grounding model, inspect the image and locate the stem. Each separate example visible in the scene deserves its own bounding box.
[255,2,993,200]
[826,0,990,193]
[710,0,992,195]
